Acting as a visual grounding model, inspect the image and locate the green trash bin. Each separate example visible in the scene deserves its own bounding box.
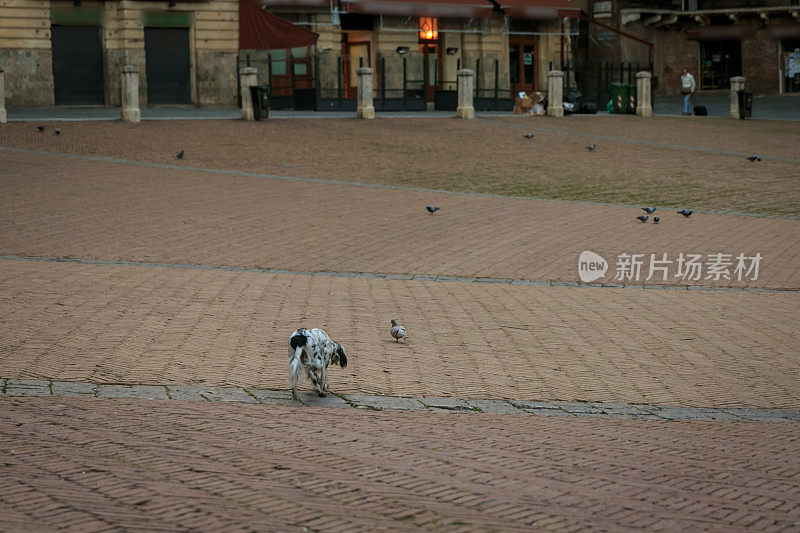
[609,82,626,114]
[609,83,636,114]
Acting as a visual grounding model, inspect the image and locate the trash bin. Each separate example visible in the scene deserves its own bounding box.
[248,85,269,120]
[737,90,752,119]
[608,82,635,113]
[609,82,626,113]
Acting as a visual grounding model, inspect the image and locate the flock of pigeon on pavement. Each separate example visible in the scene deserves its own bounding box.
[28,124,767,344]
[519,132,764,225]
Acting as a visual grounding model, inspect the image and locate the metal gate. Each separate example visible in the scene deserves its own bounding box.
[144,28,191,105]
[51,25,104,105]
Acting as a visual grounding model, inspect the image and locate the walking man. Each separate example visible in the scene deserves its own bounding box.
[680,68,696,116]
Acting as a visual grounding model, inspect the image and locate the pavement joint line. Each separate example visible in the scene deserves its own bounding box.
[485,116,800,165]
[1,144,797,220]
[2,254,797,293]
[3,378,797,422]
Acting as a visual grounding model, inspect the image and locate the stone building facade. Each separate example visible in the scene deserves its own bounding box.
[0,0,239,108]
[242,0,580,108]
[585,0,800,95]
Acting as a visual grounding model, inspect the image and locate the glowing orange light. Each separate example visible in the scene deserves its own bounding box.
[419,17,438,40]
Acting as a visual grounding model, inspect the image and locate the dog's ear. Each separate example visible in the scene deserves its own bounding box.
[337,345,347,368]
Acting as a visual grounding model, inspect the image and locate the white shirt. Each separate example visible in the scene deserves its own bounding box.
[681,73,696,93]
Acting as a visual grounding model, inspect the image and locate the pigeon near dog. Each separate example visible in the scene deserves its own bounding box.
[636,215,648,223]
[746,156,762,162]
[642,207,656,214]
[390,320,408,342]
[426,206,439,214]
[653,216,660,224]
[586,144,596,151]
[677,209,693,218]
[54,128,61,135]
[37,125,45,132]
[523,133,534,139]
[177,150,184,159]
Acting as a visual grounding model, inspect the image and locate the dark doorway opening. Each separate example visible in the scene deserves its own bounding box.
[51,25,104,105]
[145,27,191,105]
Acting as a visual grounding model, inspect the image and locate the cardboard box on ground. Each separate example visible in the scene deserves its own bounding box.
[513,91,545,115]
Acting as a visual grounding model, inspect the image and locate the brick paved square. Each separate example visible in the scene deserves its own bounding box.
[1,115,799,531]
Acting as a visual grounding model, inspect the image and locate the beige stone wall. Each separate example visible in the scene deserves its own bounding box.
[0,0,54,106]
[0,0,238,108]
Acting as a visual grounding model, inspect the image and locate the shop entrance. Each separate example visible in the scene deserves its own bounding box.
[699,40,741,90]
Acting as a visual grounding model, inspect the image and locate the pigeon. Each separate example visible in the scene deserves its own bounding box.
[641,207,656,214]
[390,320,408,342]
[653,216,660,224]
[54,128,61,135]
[586,144,596,151]
[426,206,439,214]
[37,125,45,132]
[177,150,184,159]
[636,215,648,223]
[677,209,693,218]
[523,133,534,139]
[746,156,762,162]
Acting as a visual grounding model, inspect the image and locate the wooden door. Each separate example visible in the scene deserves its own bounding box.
[344,42,370,98]
[421,43,439,102]
[509,38,537,94]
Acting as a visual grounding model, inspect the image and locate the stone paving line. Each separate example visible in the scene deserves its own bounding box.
[3,379,798,423]
[3,150,799,291]
[2,144,798,220]
[3,259,798,408]
[3,254,796,294]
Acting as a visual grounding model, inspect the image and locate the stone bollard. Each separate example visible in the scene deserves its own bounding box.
[240,67,258,121]
[120,65,141,122]
[456,69,475,119]
[730,76,746,119]
[0,67,6,124]
[635,71,652,117]
[546,70,564,117]
[356,67,375,119]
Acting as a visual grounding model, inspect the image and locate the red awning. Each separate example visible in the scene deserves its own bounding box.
[239,0,320,49]
[495,0,579,19]
[344,0,494,19]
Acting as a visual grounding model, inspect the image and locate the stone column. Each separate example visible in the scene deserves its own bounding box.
[456,69,475,119]
[0,67,6,124]
[730,76,746,119]
[240,67,258,121]
[356,67,375,119]
[120,65,141,122]
[546,70,564,117]
[635,71,652,117]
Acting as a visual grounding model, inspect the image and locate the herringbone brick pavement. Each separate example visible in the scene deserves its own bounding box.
[1,260,797,408]
[1,151,798,290]
[0,116,798,216]
[1,397,799,532]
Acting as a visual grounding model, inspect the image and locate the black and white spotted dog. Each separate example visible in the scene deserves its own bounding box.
[288,328,347,400]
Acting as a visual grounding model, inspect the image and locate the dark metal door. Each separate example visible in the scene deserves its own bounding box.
[51,25,104,105]
[145,27,191,104]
